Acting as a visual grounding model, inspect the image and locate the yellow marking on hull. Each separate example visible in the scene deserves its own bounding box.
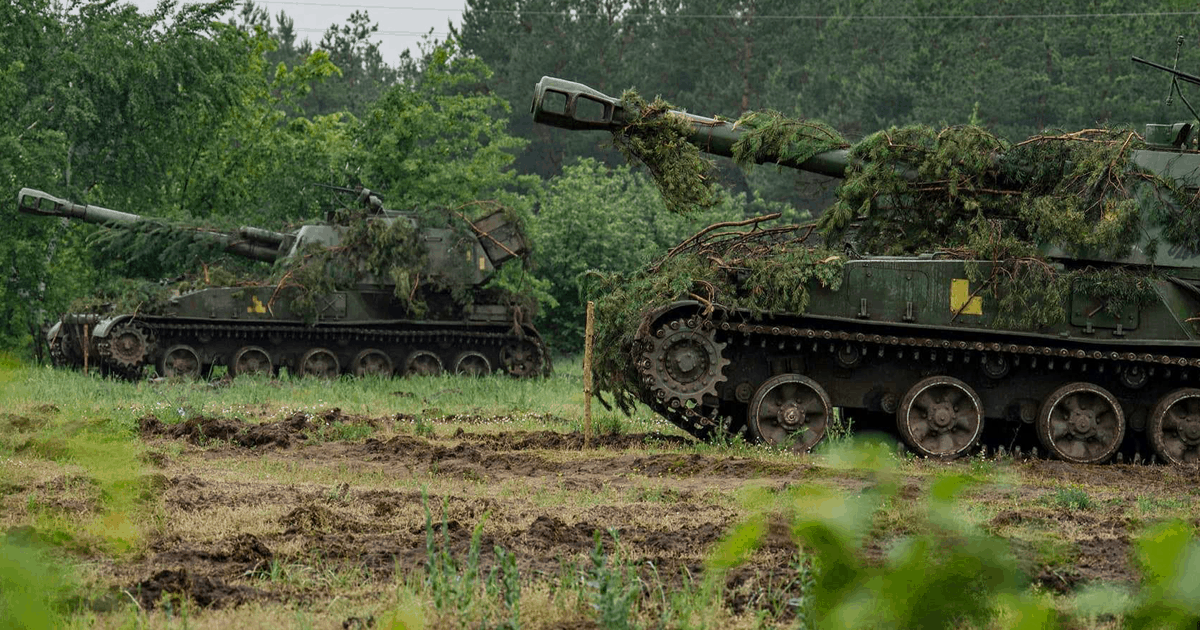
[950,279,983,316]
[247,295,267,314]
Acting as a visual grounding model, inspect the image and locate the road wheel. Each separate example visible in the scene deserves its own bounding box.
[230,346,273,377]
[896,376,984,459]
[747,374,831,453]
[1148,388,1200,466]
[352,349,393,377]
[1037,382,1125,464]
[404,350,443,377]
[159,344,202,379]
[454,351,492,376]
[298,347,340,379]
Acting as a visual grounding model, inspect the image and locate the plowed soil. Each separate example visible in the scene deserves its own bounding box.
[25,410,1200,626]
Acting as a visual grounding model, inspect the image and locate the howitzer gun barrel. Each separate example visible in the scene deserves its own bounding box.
[238,226,286,248]
[531,76,849,178]
[17,188,287,262]
[18,187,142,224]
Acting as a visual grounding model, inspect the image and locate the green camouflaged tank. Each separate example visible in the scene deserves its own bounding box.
[531,69,1200,466]
[19,187,548,381]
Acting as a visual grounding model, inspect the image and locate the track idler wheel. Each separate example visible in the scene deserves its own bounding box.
[747,374,831,453]
[896,376,984,459]
[1148,388,1200,466]
[1037,382,1125,464]
[640,317,730,410]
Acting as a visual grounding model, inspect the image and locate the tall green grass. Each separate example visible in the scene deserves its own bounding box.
[0,355,672,438]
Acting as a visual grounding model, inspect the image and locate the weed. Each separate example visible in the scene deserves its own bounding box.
[259,558,288,583]
[968,451,998,478]
[700,421,756,455]
[788,556,818,628]
[422,491,521,628]
[324,482,350,504]
[585,529,639,630]
[823,408,854,445]
[631,485,682,504]
[414,415,436,438]
[1136,495,1189,515]
[1050,487,1093,511]
[488,546,521,629]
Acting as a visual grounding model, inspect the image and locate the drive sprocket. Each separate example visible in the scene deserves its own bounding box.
[100,323,155,369]
[639,317,730,409]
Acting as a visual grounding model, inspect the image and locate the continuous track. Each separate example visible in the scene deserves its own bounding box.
[633,305,1200,466]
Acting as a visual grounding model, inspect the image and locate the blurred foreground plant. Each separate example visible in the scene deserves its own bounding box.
[710,436,1057,629]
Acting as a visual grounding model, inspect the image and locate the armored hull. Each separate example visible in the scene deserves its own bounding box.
[632,257,1198,465]
[48,287,546,380]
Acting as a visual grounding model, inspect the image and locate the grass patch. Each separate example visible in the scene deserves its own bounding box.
[1048,487,1094,511]
[1135,495,1190,516]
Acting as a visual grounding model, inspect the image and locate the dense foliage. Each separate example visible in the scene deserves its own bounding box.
[458,0,1200,175]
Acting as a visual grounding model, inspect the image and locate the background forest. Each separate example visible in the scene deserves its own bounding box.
[3,0,1199,355]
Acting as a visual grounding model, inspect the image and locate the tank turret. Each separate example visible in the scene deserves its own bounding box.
[23,187,547,381]
[532,73,1200,467]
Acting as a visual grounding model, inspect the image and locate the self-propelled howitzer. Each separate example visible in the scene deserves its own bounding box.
[533,76,1200,466]
[20,188,548,380]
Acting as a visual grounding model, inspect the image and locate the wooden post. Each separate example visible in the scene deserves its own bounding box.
[82,324,89,376]
[583,301,595,447]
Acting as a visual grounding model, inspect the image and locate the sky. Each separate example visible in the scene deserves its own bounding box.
[127,0,466,65]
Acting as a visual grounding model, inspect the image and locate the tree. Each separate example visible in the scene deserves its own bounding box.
[531,158,797,351]
[355,39,537,211]
[459,0,1200,179]
[172,32,350,229]
[0,0,259,351]
[231,1,400,119]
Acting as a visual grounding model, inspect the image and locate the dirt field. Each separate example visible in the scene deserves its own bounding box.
[7,401,1195,628]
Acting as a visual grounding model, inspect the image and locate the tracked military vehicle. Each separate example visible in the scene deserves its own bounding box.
[19,188,548,380]
[531,66,1200,466]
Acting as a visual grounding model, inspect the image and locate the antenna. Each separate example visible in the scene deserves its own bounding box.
[1133,40,1200,127]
